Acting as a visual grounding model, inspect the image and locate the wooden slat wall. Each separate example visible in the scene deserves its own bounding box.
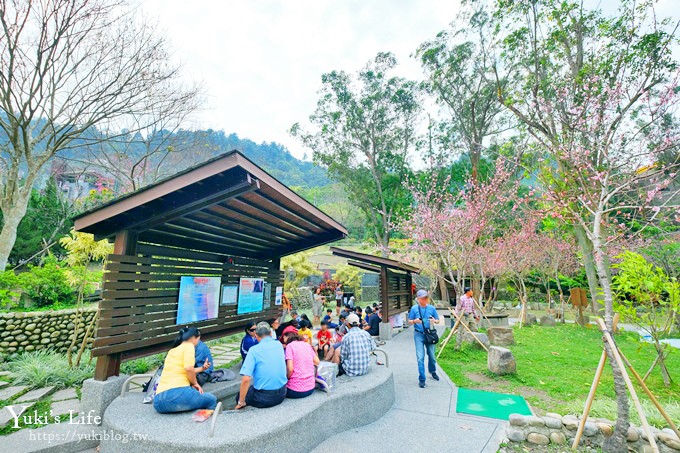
[386,270,411,313]
[93,248,282,358]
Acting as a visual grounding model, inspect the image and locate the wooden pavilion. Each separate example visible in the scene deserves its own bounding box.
[330,247,419,336]
[74,150,347,380]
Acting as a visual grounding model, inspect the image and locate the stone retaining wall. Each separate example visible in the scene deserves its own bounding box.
[507,413,680,452]
[0,308,97,356]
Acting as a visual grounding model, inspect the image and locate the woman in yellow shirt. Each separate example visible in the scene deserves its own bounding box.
[153,327,218,413]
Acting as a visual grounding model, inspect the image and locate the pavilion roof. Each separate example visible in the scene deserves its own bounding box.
[330,247,420,274]
[74,150,347,260]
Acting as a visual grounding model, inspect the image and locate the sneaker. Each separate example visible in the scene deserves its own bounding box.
[431,372,440,381]
[419,381,426,388]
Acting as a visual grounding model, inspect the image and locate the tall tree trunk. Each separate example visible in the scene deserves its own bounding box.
[470,142,482,182]
[379,231,390,258]
[555,273,566,323]
[472,278,482,302]
[0,189,32,270]
[592,234,630,453]
[573,225,603,314]
[438,277,450,305]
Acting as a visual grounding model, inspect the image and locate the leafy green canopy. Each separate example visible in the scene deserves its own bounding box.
[292,52,421,252]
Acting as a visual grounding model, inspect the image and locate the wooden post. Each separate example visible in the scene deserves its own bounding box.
[572,351,607,448]
[596,318,660,453]
[471,296,492,328]
[619,349,680,440]
[379,266,389,323]
[572,314,619,449]
[94,230,137,381]
[437,315,462,359]
[449,308,488,351]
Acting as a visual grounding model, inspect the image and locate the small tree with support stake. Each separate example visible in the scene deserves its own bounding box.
[612,251,679,387]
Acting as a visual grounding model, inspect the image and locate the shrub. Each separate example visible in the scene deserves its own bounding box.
[0,270,20,309]
[120,354,165,375]
[8,350,94,389]
[18,256,75,308]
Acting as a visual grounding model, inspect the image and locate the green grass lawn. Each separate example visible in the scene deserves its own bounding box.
[437,323,680,427]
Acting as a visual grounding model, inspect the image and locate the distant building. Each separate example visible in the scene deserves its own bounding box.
[51,160,114,200]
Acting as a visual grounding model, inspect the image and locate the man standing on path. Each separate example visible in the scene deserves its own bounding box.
[456,287,480,349]
[335,283,344,316]
[408,289,440,388]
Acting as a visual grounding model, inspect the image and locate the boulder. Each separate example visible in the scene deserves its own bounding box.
[543,416,563,429]
[509,414,527,427]
[662,429,679,440]
[488,327,515,346]
[658,432,680,450]
[527,433,550,446]
[562,415,579,430]
[583,421,599,436]
[550,432,567,445]
[527,416,545,427]
[487,346,516,375]
[526,313,537,325]
[507,427,526,442]
[540,315,556,326]
[597,422,613,437]
[463,332,490,350]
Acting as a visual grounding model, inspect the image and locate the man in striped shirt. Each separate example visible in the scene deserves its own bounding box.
[456,287,480,348]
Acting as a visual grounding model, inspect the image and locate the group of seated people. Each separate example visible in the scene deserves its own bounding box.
[153,308,379,415]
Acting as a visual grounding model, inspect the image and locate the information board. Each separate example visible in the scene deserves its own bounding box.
[176,276,221,324]
[237,277,265,314]
[220,285,238,306]
[275,286,283,305]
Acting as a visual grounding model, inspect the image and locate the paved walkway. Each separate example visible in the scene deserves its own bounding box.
[311,324,505,453]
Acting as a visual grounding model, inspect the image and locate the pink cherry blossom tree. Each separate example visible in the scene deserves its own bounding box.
[532,233,581,322]
[401,157,524,303]
[494,1,680,446]
[487,217,546,325]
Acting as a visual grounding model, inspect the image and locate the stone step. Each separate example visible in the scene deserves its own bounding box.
[16,386,56,403]
[51,388,78,402]
[0,380,9,388]
[2,422,100,452]
[0,385,28,401]
[50,399,81,417]
[0,401,35,428]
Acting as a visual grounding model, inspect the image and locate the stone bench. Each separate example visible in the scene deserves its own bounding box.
[120,368,244,402]
[100,365,394,453]
[479,313,509,327]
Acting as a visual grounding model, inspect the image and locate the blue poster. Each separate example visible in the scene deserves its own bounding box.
[176,276,221,324]
[237,277,264,314]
